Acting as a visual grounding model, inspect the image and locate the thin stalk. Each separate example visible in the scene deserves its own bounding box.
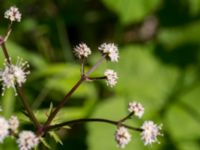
[4,22,13,42]
[43,56,106,129]
[1,42,11,64]
[87,76,106,80]
[43,76,85,127]
[16,87,40,128]
[0,42,40,128]
[118,112,134,123]
[85,55,105,76]
[46,118,143,132]
[80,58,85,75]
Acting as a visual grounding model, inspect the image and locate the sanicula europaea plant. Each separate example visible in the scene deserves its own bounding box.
[0,6,162,150]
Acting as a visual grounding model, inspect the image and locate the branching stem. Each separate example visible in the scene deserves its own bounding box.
[46,118,143,132]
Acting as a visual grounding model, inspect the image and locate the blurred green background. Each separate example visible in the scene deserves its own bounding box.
[0,0,200,150]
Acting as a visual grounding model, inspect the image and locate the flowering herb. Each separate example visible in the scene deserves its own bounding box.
[0,6,163,150]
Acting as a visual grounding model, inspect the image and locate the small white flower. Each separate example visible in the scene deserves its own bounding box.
[115,126,131,148]
[17,131,39,150]
[0,117,9,143]
[74,43,91,59]
[98,43,119,62]
[4,6,21,22]
[128,102,144,118]
[8,116,19,133]
[0,58,30,96]
[104,69,118,87]
[141,121,162,145]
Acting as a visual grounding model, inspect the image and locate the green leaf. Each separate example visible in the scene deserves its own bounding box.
[2,89,15,118]
[188,0,200,16]
[101,0,160,25]
[47,102,54,116]
[49,131,63,145]
[158,21,200,49]
[166,104,200,140]
[114,45,179,118]
[87,96,162,150]
[40,137,52,149]
[0,41,47,69]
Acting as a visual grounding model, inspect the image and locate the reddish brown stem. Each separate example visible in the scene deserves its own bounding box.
[0,41,40,128]
[46,118,143,132]
[43,76,86,128]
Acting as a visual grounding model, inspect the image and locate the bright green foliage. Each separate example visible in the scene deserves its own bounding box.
[101,0,161,25]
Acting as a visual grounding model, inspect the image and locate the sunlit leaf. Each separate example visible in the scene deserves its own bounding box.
[101,0,160,25]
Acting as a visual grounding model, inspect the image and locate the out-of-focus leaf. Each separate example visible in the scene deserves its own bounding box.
[0,137,17,150]
[2,89,15,118]
[29,63,79,82]
[113,45,179,118]
[188,0,200,16]
[87,96,161,150]
[0,41,47,69]
[165,104,200,149]
[18,107,91,123]
[166,105,200,139]
[179,84,200,115]
[158,21,200,49]
[177,141,200,150]
[101,0,160,25]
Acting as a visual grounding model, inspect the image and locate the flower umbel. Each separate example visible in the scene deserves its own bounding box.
[98,43,119,62]
[8,116,19,133]
[4,6,21,22]
[0,117,9,143]
[141,121,162,145]
[74,43,91,59]
[17,131,39,150]
[104,69,118,87]
[128,101,144,118]
[0,58,30,96]
[115,126,131,148]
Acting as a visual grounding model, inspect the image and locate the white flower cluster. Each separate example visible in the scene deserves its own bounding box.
[0,115,39,150]
[115,126,131,148]
[74,42,119,62]
[74,43,91,59]
[73,43,119,87]
[8,116,19,133]
[17,131,39,150]
[128,101,144,118]
[0,115,19,142]
[104,69,118,87]
[98,43,119,62]
[0,117,9,143]
[0,58,30,96]
[4,6,21,22]
[115,101,162,148]
[141,121,162,145]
